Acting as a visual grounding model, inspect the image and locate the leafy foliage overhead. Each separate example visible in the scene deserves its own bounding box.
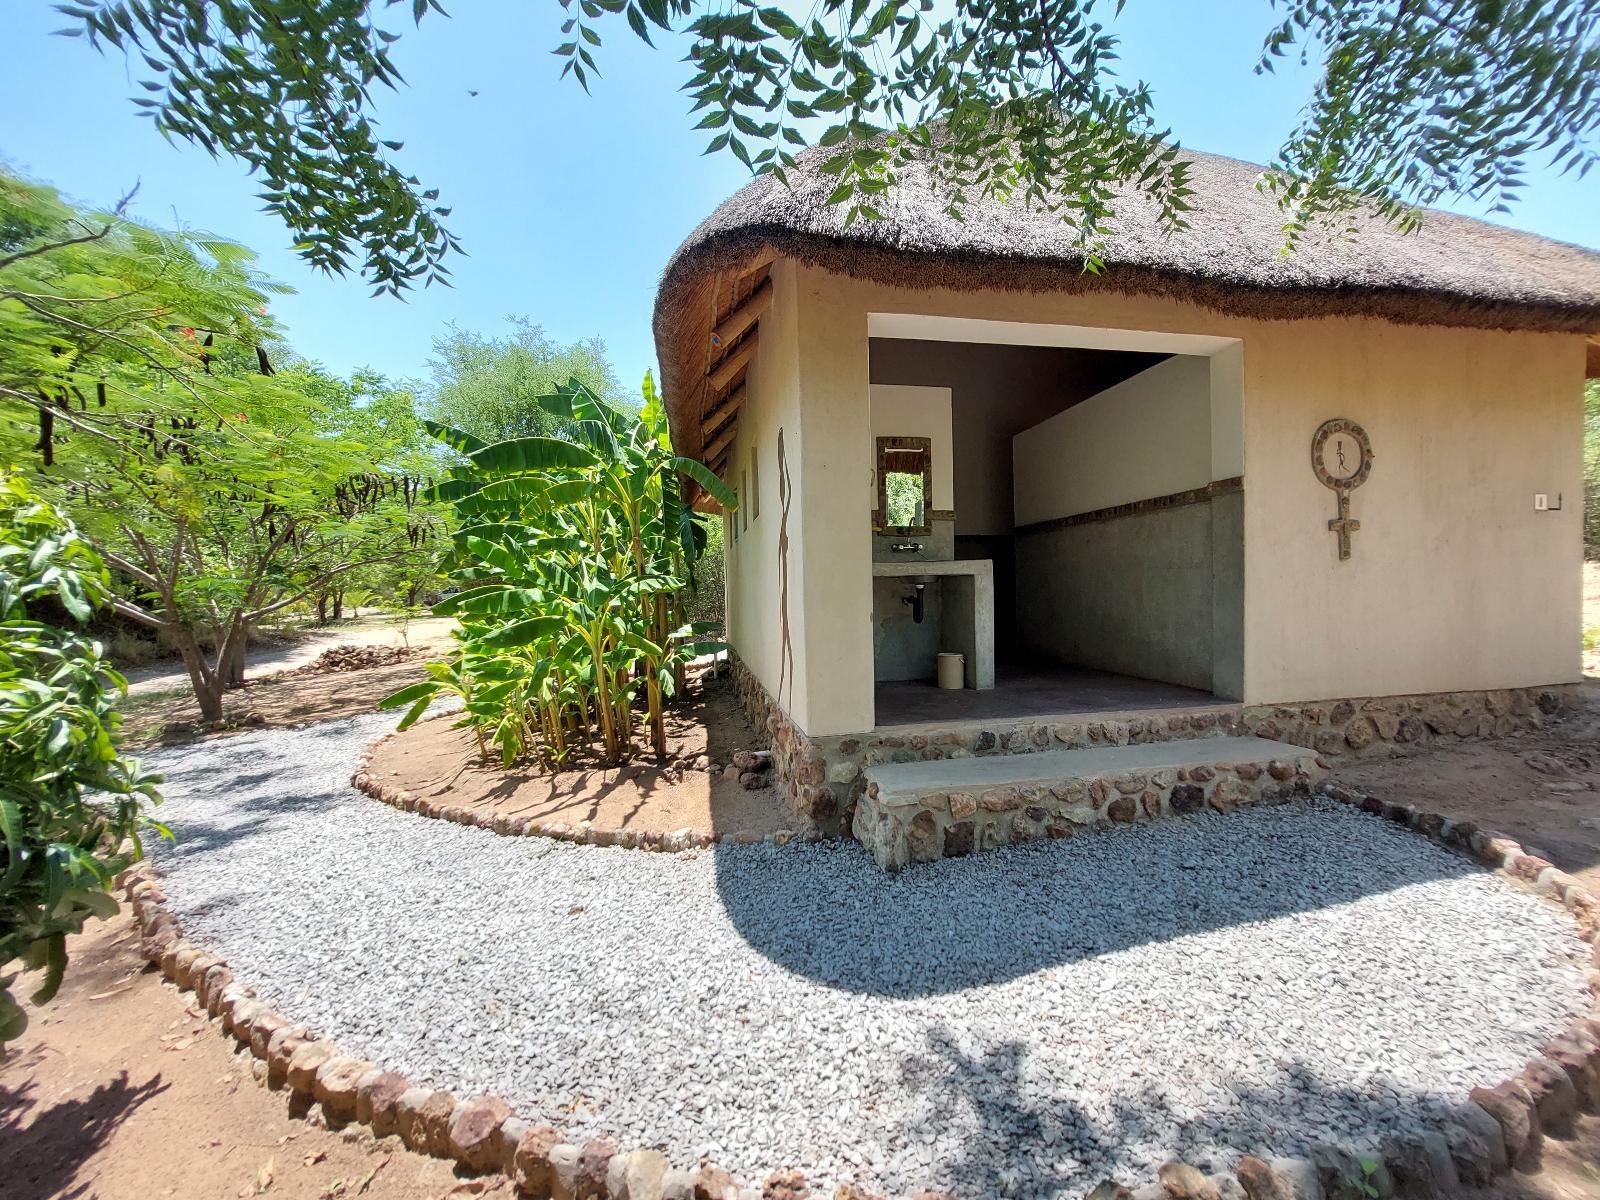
[58,1,1600,286]
[60,0,461,296]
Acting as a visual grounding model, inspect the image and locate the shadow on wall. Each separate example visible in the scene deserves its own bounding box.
[710,804,1497,999]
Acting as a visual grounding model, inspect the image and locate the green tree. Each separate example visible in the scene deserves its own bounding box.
[1,471,165,1042]
[60,1,1599,289]
[0,170,440,724]
[425,318,626,447]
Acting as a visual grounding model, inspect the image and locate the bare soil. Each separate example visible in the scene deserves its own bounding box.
[1331,684,1600,892]
[365,669,788,838]
[122,616,458,696]
[0,911,510,1200]
[119,658,438,749]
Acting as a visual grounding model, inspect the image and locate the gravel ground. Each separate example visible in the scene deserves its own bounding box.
[146,714,1591,1198]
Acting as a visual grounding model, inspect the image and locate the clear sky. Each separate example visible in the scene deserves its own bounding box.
[3,0,1596,396]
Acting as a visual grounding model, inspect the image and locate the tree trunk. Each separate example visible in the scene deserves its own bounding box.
[331,592,344,621]
[316,594,328,625]
[223,632,247,688]
[173,628,226,724]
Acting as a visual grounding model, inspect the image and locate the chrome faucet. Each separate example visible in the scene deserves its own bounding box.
[891,541,924,553]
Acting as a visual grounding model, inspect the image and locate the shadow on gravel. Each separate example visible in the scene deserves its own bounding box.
[710,805,1486,997]
[158,791,348,858]
[899,1024,1454,1197]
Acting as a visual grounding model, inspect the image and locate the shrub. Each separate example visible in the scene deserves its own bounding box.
[382,375,733,766]
[1,472,165,1041]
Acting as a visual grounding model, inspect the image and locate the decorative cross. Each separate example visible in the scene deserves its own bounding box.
[1327,488,1361,561]
[1311,418,1373,562]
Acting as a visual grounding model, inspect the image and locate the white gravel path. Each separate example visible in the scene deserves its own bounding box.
[146,713,1590,1198]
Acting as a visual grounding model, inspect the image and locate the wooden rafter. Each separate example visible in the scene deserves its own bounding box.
[699,384,746,440]
[709,276,772,353]
[705,332,759,392]
[702,421,739,468]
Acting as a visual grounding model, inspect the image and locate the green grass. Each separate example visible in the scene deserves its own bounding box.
[1585,627,1600,653]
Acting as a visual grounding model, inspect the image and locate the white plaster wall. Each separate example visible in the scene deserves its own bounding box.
[1012,355,1214,525]
[869,384,954,511]
[722,260,809,722]
[734,261,1585,732]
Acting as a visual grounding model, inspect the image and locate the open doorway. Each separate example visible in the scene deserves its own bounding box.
[866,317,1244,728]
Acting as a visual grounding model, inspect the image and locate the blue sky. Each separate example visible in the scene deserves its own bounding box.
[3,0,1596,395]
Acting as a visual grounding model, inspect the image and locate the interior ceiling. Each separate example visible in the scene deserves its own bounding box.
[869,337,1171,429]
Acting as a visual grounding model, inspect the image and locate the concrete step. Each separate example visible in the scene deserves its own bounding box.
[853,736,1326,871]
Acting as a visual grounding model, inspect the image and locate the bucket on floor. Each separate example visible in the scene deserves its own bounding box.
[937,652,965,690]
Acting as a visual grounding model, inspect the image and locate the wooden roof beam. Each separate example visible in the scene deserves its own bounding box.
[706,331,759,392]
[702,420,738,467]
[699,384,746,440]
[710,276,772,354]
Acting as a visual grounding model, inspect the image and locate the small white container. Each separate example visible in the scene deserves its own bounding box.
[936,652,965,690]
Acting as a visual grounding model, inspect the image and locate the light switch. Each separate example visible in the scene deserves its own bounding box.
[1535,494,1549,510]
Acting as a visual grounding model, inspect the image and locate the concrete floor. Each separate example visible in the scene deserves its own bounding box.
[873,662,1220,728]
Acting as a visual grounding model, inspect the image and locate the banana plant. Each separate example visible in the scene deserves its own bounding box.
[383,373,735,767]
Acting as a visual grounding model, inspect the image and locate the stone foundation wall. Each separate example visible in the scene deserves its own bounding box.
[1243,685,1580,757]
[730,651,1582,844]
[854,751,1326,871]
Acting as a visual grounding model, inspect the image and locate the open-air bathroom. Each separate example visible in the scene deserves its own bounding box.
[867,331,1245,728]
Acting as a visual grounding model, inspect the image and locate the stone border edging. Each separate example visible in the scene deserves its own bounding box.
[115,778,1600,1200]
[351,726,804,853]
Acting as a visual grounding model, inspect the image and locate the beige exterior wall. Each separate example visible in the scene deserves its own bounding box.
[721,260,1585,735]
[1243,319,1584,703]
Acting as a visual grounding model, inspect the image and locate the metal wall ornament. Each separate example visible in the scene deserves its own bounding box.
[1311,418,1373,561]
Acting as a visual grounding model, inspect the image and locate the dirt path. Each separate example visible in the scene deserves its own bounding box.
[123,616,457,697]
[120,658,439,747]
[0,911,508,1200]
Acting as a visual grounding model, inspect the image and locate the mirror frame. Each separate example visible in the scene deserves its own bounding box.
[874,435,933,535]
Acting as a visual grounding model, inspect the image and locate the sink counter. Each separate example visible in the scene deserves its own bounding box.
[872,558,994,581]
[870,559,994,690]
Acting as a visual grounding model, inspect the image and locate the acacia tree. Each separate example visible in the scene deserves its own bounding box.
[0,171,440,723]
[58,0,1600,291]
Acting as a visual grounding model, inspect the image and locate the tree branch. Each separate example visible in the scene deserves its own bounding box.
[108,597,169,630]
[99,547,162,591]
[0,221,113,272]
[245,549,411,621]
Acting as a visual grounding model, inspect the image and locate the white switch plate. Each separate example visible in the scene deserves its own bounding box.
[1536,494,1549,510]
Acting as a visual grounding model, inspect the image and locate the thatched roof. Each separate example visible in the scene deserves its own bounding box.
[655,146,1600,480]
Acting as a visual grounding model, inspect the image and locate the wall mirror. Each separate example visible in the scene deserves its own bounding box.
[875,436,933,535]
